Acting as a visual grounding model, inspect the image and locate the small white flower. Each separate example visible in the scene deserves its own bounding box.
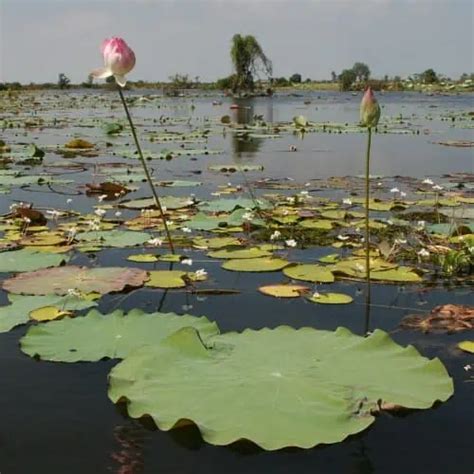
[464,364,472,372]
[98,194,108,202]
[432,184,443,191]
[147,238,163,247]
[394,238,407,245]
[286,197,295,204]
[181,226,192,233]
[355,263,365,272]
[422,178,434,185]
[67,288,81,297]
[312,291,321,299]
[166,220,174,226]
[417,248,430,258]
[377,182,383,187]
[23,217,31,224]
[211,192,221,197]
[337,234,350,241]
[242,212,254,222]
[285,239,297,248]
[227,182,232,187]
[94,208,106,217]
[417,220,426,230]
[400,191,407,198]
[387,219,394,225]
[270,230,281,241]
[390,187,400,194]
[182,304,193,311]
[300,190,309,196]
[182,258,193,266]
[114,211,122,217]
[9,203,18,211]
[67,227,77,241]
[66,198,73,204]
[195,269,208,278]
[304,182,311,187]
[342,198,352,206]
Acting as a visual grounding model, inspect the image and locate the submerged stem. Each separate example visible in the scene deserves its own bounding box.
[364,127,372,334]
[117,86,175,254]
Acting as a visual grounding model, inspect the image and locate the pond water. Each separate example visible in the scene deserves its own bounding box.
[0,89,472,473]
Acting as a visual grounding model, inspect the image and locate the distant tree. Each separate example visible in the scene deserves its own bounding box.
[230,34,272,93]
[289,73,302,83]
[420,69,438,84]
[339,69,357,91]
[352,62,371,82]
[273,77,289,87]
[58,73,70,89]
[331,71,337,82]
[216,74,236,90]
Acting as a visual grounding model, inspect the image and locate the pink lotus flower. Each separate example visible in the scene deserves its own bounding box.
[360,87,381,128]
[91,37,135,87]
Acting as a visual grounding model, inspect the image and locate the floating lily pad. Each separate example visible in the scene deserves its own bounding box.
[307,292,353,304]
[108,326,453,450]
[29,306,72,321]
[208,247,272,260]
[21,308,219,362]
[193,236,242,249]
[126,254,158,263]
[76,230,152,248]
[0,249,69,273]
[0,294,97,333]
[458,341,474,353]
[222,257,289,272]
[145,270,188,289]
[283,264,335,283]
[259,284,309,298]
[2,266,148,295]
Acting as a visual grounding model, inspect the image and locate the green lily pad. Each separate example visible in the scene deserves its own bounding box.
[222,257,289,272]
[120,196,194,210]
[283,264,335,283]
[307,292,353,304]
[0,293,97,333]
[299,219,333,230]
[76,230,152,248]
[458,341,474,354]
[208,247,272,260]
[199,198,270,213]
[127,254,158,263]
[259,284,309,298]
[2,266,148,295]
[20,308,219,362]
[0,249,69,273]
[108,326,453,450]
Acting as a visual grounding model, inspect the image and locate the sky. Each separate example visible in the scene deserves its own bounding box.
[0,0,473,84]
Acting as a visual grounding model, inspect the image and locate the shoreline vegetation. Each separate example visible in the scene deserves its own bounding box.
[1,79,473,96]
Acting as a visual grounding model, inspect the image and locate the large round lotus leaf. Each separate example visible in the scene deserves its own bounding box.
[283,264,335,283]
[259,284,309,298]
[0,294,97,333]
[192,236,242,249]
[208,247,272,260]
[0,249,69,272]
[2,266,148,295]
[108,326,453,450]
[76,230,151,248]
[222,257,288,272]
[145,270,188,289]
[306,292,353,304]
[21,308,219,362]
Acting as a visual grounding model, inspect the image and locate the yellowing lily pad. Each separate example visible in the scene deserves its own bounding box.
[30,306,72,321]
[259,284,309,298]
[457,341,474,353]
[307,292,353,304]
[145,270,188,288]
[222,257,289,272]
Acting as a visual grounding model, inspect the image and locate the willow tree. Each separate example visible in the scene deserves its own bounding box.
[230,34,272,93]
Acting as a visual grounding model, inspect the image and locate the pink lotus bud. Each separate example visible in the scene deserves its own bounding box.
[360,87,381,128]
[91,37,136,87]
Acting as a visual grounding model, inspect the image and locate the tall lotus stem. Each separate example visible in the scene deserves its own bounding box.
[117,87,175,254]
[91,37,174,253]
[360,87,381,334]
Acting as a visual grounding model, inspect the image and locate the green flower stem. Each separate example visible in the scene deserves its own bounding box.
[117,86,175,254]
[364,127,372,334]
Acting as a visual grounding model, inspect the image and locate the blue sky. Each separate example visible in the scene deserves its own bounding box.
[0,0,472,83]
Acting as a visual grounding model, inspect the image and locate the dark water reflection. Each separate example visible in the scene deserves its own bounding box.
[0,90,472,474]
